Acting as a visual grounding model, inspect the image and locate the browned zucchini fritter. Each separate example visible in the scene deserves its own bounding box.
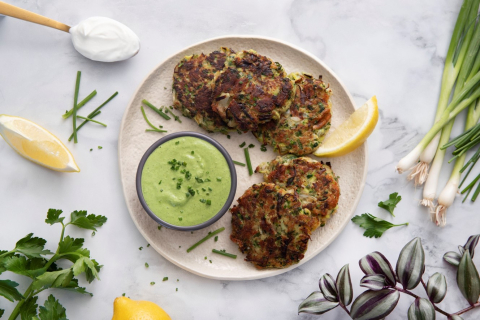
[172,48,234,133]
[211,50,294,132]
[256,156,340,227]
[230,183,315,269]
[254,72,332,155]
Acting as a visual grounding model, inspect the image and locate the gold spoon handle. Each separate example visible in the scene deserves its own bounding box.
[0,1,70,32]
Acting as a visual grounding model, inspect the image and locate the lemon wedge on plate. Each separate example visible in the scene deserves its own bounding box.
[0,114,79,172]
[314,96,378,157]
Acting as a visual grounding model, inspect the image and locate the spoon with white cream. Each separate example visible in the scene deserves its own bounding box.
[0,1,140,62]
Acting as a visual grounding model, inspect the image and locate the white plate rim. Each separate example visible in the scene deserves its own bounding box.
[118,35,368,280]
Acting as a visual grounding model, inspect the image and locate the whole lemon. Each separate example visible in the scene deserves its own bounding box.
[112,296,172,320]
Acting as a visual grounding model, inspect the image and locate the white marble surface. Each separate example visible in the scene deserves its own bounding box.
[0,0,479,319]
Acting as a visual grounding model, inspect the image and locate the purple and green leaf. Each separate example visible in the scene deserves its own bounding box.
[396,237,425,290]
[359,251,396,286]
[350,289,400,320]
[298,291,339,315]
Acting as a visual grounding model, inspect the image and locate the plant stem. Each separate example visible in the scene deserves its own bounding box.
[0,250,15,258]
[455,301,480,315]
[339,302,351,316]
[62,90,97,119]
[72,71,81,143]
[77,116,107,127]
[395,286,452,318]
[8,283,34,320]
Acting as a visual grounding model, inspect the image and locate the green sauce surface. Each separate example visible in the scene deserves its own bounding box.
[141,136,231,226]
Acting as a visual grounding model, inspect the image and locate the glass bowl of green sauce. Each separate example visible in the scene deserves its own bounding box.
[136,131,237,231]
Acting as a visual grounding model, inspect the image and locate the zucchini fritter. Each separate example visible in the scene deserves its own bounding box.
[254,72,332,155]
[256,156,340,227]
[211,50,294,132]
[172,48,234,133]
[230,183,315,269]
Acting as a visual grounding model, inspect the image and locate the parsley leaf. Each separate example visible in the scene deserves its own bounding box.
[21,296,39,320]
[69,211,107,231]
[378,192,402,216]
[72,257,101,283]
[58,236,85,254]
[45,209,65,225]
[15,234,52,258]
[3,256,47,278]
[0,279,24,302]
[60,279,92,296]
[32,269,74,290]
[351,213,408,238]
[38,294,67,320]
[0,309,4,318]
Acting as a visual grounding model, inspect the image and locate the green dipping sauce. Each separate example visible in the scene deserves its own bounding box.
[141,136,231,226]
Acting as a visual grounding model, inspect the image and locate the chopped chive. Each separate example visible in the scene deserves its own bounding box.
[212,249,237,259]
[150,282,155,285]
[63,90,97,119]
[206,200,211,205]
[179,217,183,221]
[145,262,149,268]
[159,180,162,185]
[239,142,246,148]
[166,108,182,123]
[68,92,118,141]
[72,71,81,143]
[233,160,246,167]
[158,226,162,230]
[122,293,125,296]
[204,256,207,260]
[216,177,222,181]
[260,145,267,152]
[186,227,225,252]
[191,151,194,154]
[472,180,480,201]
[175,141,180,145]
[141,106,167,132]
[163,277,168,281]
[147,244,150,247]
[139,247,143,250]
[214,236,218,242]
[98,146,103,149]
[142,99,171,120]
[227,135,231,139]
[209,260,212,263]
[176,288,178,291]
[76,116,107,127]
[90,148,93,151]
[248,144,255,148]
[199,199,206,203]
[244,148,253,176]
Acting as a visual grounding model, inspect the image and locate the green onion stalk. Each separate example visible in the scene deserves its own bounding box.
[434,101,480,226]
[422,7,480,215]
[399,0,478,181]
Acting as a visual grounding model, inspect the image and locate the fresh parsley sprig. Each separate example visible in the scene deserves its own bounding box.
[0,208,107,319]
[351,213,408,238]
[378,192,402,216]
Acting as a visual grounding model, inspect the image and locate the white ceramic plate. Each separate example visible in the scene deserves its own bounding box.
[118,35,367,280]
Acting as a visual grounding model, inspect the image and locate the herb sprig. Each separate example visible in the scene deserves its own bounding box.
[351,213,408,238]
[378,192,402,216]
[0,209,107,319]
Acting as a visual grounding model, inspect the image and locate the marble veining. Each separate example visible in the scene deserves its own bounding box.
[0,0,479,319]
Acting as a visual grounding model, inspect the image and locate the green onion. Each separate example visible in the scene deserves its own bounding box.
[186,227,225,252]
[233,160,246,167]
[68,92,118,141]
[63,90,97,119]
[212,249,237,259]
[244,148,253,176]
[76,116,107,127]
[72,71,81,143]
[142,99,171,120]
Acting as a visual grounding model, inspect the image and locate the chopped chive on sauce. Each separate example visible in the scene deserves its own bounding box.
[199,199,206,203]
[163,277,168,281]
[216,177,222,182]
[187,227,225,252]
[233,160,246,167]
[191,151,194,154]
[212,249,237,259]
[145,262,149,268]
[239,142,246,148]
[179,217,183,221]
[206,200,211,205]
[159,180,162,185]
[175,141,180,145]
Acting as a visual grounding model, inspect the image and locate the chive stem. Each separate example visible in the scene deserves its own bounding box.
[68,92,118,141]
[244,148,253,175]
[461,173,480,194]
[63,90,97,119]
[141,106,166,132]
[233,160,246,167]
[166,108,182,123]
[72,71,81,143]
[142,99,171,120]
[212,249,237,259]
[186,227,225,253]
[77,116,107,127]
[471,177,480,201]
[146,129,167,132]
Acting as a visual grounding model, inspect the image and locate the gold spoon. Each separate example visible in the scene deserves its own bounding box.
[0,1,70,32]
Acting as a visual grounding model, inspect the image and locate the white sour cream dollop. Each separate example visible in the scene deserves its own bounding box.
[69,17,140,62]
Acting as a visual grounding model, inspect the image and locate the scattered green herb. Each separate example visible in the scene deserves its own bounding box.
[145,262,149,268]
[244,148,253,176]
[166,109,182,123]
[260,145,267,152]
[158,226,162,230]
[378,192,402,216]
[212,249,237,259]
[214,236,218,242]
[142,99,171,120]
[98,146,103,150]
[227,135,231,139]
[72,71,81,143]
[141,106,167,133]
[351,213,408,238]
[63,90,97,119]
[162,277,168,282]
[186,227,225,252]
[233,160,246,167]
[150,282,155,285]
[206,200,211,205]
[248,144,255,148]
[77,116,107,127]
[139,247,143,250]
[239,142,246,148]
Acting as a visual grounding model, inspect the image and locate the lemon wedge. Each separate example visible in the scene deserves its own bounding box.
[0,114,79,172]
[314,96,378,157]
[112,297,172,320]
